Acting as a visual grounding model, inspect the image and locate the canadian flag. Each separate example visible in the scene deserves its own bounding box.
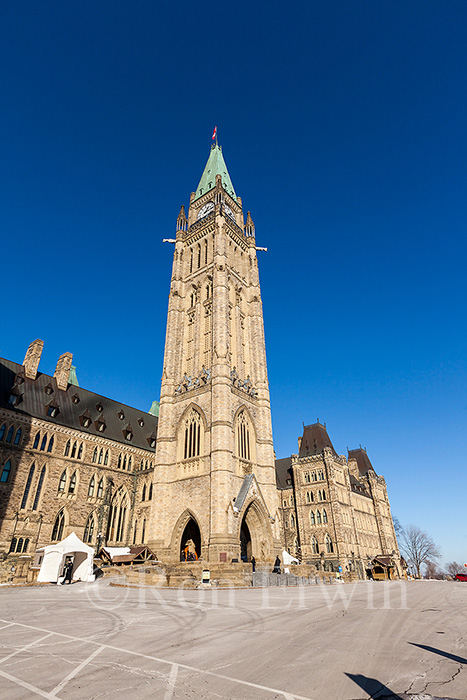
[212,126,217,140]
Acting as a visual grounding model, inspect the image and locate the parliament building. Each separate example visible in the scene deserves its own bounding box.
[0,143,402,582]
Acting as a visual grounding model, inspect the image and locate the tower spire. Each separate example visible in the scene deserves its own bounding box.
[193,139,236,202]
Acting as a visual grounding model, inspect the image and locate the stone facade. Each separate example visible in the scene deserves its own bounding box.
[0,142,402,581]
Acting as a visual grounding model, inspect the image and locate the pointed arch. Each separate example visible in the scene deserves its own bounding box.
[311,536,319,554]
[238,496,273,561]
[20,463,35,509]
[68,471,78,494]
[6,425,14,443]
[51,509,67,541]
[325,533,334,553]
[97,477,104,499]
[64,439,71,457]
[107,486,130,543]
[0,423,5,441]
[233,405,257,465]
[14,427,22,445]
[170,509,204,560]
[47,435,54,453]
[58,469,67,492]
[32,465,46,511]
[177,403,207,461]
[83,512,96,543]
[0,459,12,483]
[40,434,47,451]
[88,475,95,498]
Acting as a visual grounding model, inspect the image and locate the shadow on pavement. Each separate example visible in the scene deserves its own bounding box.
[345,672,402,698]
[409,642,467,666]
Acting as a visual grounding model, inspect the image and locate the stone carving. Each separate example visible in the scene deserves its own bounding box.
[230,367,257,398]
[175,366,211,395]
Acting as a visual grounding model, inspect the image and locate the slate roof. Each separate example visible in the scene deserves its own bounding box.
[0,356,158,452]
[275,456,293,490]
[299,423,336,458]
[348,448,376,476]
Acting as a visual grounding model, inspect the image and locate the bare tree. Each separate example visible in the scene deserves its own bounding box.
[424,560,443,579]
[445,561,463,578]
[400,524,441,579]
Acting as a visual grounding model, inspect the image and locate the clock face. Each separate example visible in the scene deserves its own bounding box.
[224,204,235,221]
[197,201,214,220]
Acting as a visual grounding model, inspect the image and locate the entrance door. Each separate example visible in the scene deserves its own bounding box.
[240,519,252,562]
[180,518,201,561]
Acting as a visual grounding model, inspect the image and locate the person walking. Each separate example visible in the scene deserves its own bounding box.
[272,556,281,574]
[62,560,73,585]
[251,556,256,573]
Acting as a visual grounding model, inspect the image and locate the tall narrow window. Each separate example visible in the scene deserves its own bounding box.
[20,463,35,509]
[52,510,65,541]
[311,536,319,554]
[68,471,77,494]
[47,436,54,453]
[128,455,132,470]
[97,478,104,499]
[0,424,5,441]
[98,448,103,465]
[204,239,208,265]
[71,441,77,458]
[197,244,201,268]
[32,466,46,511]
[317,510,322,524]
[141,519,146,543]
[184,408,201,459]
[33,432,40,449]
[123,455,127,470]
[104,450,109,466]
[65,440,71,456]
[93,447,98,463]
[58,470,67,492]
[88,476,95,498]
[310,511,315,525]
[325,534,333,553]
[142,484,146,501]
[118,453,122,469]
[77,443,83,460]
[323,509,328,524]
[236,411,251,461]
[148,483,153,500]
[83,514,95,543]
[133,520,138,545]
[14,427,22,445]
[40,434,47,451]
[0,460,12,483]
[6,426,14,443]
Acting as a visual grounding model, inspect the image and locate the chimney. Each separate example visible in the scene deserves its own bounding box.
[23,339,44,380]
[54,352,73,391]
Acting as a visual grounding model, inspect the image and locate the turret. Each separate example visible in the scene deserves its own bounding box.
[176,205,188,232]
[245,211,255,238]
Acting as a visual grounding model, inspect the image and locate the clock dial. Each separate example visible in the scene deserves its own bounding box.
[197,201,214,220]
[224,204,235,221]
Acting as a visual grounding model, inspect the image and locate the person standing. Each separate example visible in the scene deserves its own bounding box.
[251,556,256,573]
[272,556,281,574]
[62,560,73,585]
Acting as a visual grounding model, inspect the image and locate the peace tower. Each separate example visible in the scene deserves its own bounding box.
[148,142,281,563]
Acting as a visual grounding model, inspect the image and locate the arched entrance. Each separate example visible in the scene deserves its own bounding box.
[239,500,271,562]
[240,519,252,562]
[180,517,201,561]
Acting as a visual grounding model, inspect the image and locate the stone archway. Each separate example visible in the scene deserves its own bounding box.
[180,517,201,561]
[239,500,272,563]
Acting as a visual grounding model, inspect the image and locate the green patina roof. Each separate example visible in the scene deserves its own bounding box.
[193,144,237,201]
[149,400,160,417]
[68,365,79,387]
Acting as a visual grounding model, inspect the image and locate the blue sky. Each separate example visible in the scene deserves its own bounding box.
[1,1,465,565]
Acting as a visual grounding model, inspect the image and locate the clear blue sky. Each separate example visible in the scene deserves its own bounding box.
[1,1,465,565]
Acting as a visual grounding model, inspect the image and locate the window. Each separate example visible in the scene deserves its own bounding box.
[77,443,83,460]
[83,514,95,544]
[1,459,12,483]
[141,519,146,543]
[310,511,315,525]
[148,483,153,500]
[323,509,328,524]
[0,424,5,441]
[9,538,30,554]
[71,441,77,459]
[306,491,311,503]
[52,510,65,541]
[304,472,310,483]
[118,453,122,469]
[311,472,317,482]
[47,436,54,453]
[93,447,98,464]
[20,464,35,509]
[14,428,22,445]
[68,472,77,494]
[107,488,129,542]
[318,470,324,481]
[65,440,71,457]
[184,408,201,459]
[133,520,138,545]
[40,434,47,451]
[32,466,46,510]
[290,494,294,506]
[311,536,319,554]
[290,514,295,528]
[58,470,67,492]
[283,500,287,508]
[236,410,251,461]
[33,432,40,449]
[317,510,322,524]
[97,478,104,499]
[128,456,132,470]
[98,448,103,465]
[47,404,59,418]
[88,476,95,498]
[6,426,14,443]
[142,484,146,501]
[325,534,334,553]
[123,455,127,470]
[104,450,109,466]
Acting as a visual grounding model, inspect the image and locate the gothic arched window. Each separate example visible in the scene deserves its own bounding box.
[92,447,98,463]
[52,510,65,541]
[47,436,54,453]
[325,534,333,553]
[65,440,71,457]
[20,463,35,509]
[88,476,95,498]
[142,484,146,501]
[310,511,315,525]
[32,465,46,511]
[311,536,319,554]
[323,508,328,524]
[104,450,109,465]
[33,432,40,449]
[71,441,77,459]
[68,471,77,494]
[40,434,47,451]
[98,448,104,465]
[58,470,67,492]
[6,426,14,443]
[0,424,5,441]
[107,488,129,542]
[148,483,153,500]
[14,428,22,445]
[77,443,83,460]
[184,408,201,459]
[97,478,104,499]
[83,513,95,544]
[317,510,322,525]
[236,411,251,461]
[0,459,12,483]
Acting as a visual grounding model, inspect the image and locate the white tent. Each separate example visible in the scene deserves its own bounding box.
[282,549,299,566]
[36,532,95,583]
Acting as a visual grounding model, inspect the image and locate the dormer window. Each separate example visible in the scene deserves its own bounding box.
[95,417,106,433]
[8,387,21,406]
[44,384,54,396]
[138,418,144,427]
[123,424,133,441]
[117,411,125,421]
[147,432,157,449]
[80,411,92,429]
[96,402,103,413]
[71,394,80,404]
[46,403,59,418]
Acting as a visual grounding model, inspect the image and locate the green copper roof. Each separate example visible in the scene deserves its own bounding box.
[68,365,79,387]
[149,400,160,417]
[193,144,237,201]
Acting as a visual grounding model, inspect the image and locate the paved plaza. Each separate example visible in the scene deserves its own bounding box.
[0,579,466,699]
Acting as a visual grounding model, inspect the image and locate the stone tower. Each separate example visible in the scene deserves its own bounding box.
[148,142,281,563]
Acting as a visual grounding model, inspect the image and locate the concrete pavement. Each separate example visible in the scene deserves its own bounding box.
[0,579,465,699]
